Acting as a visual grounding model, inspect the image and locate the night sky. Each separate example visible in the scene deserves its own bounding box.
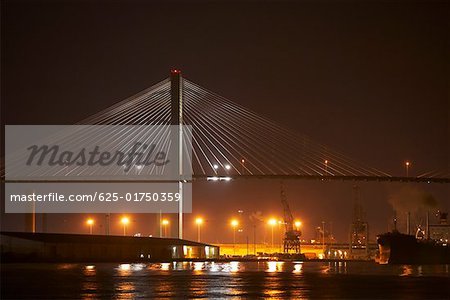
[1,0,449,243]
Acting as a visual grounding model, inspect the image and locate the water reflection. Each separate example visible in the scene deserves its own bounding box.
[57,263,78,270]
[160,263,170,271]
[230,261,240,272]
[193,262,205,271]
[117,264,131,275]
[81,264,98,300]
[400,265,413,276]
[325,261,348,274]
[2,261,450,299]
[293,263,303,274]
[267,261,284,272]
[84,265,95,272]
[114,264,136,299]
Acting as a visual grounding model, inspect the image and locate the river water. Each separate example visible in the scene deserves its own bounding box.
[2,261,449,299]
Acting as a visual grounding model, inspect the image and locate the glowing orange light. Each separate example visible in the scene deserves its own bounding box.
[268,218,277,226]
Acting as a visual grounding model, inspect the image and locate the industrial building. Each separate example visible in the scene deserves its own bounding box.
[1,231,219,262]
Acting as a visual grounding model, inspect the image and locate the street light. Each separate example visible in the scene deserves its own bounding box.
[231,219,239,255]
[268,218,277,249]
[162,219,169,237]
[324,160,329,174]
[294,220,302,231]
[86,218,94,234]
[322,221,326,254]
[195,217,203,242]
[405,161,411,177]
[121,217,129,236]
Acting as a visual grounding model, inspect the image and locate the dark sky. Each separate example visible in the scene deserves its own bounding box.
[1,0,449,242]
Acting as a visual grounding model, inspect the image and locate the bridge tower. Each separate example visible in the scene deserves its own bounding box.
[170,69,184,239]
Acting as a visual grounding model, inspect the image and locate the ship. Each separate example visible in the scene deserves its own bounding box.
[377,211,450,264]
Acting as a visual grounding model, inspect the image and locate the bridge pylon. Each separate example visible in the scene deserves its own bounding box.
[170,69,184,239]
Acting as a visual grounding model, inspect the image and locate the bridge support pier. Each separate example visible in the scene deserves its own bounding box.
[171,69,183,239]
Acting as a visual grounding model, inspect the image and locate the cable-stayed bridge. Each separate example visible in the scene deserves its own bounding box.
[1,70,448,183]
[74,70,448,183]
[2,70,447,240]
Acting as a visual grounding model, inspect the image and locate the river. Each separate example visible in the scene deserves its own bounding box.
[2,261,449,299]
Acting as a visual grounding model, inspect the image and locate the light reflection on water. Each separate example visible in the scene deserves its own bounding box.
[81,265,97,299]
[105,261,450,276]
[2,261,449,299]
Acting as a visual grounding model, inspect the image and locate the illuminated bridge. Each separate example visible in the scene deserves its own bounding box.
[73,70,448,184]
[2,70,448,240]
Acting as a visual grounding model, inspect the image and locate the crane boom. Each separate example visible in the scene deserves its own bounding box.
[281,183,294,233]
[280,182,301,253]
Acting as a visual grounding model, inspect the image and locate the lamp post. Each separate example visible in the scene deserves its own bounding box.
[195,217,203,242]
[405,161,411,177]
[324,160,329,174]
[268,218,277,249]
[162,219,169,237]
[86,218,94,235]
[121,217,129,236]
[322,221,326,254]
[294,220,302,231]
[231,219,239,255]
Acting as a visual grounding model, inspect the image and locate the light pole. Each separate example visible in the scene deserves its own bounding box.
[162,219,169,237]
[278,220,284,252]
[405,161,411,177]
[322,221,326,254]
[86,218,94,235]
[231,219,239,255]
[121,217,129,236]
[324,160,329,174]
[268,218,277,249]
[195,217,203,242]
[294,220,302,232]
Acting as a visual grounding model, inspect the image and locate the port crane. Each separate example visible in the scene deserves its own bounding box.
[280,182,301,253]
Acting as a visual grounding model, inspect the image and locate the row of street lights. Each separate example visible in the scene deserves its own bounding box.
[325,159,413,177]
[84,216,205,239]
[212,159,413,177]
[86,215,303,248]
[229,217,302,254]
